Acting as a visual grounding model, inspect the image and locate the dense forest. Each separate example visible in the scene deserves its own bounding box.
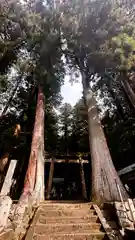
[0,0,135,203]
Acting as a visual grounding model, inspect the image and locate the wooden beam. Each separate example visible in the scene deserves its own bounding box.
[20,132,31,135]
[46,159,54,200]
[79,158,87,199]
[118,163,135,176]
[0,160,17,196]
[45,159,89,164]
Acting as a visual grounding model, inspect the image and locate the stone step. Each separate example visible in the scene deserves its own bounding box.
[40,202,92,209]
[24,202,108,240]
[42,200,87,204]
[27,232,106,240]
[38,208,95,217]
[34,223,101,234]
[39,206,93,212]
[32,215,99,225]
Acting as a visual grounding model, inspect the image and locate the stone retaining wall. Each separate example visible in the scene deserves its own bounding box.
[115,199,135,230]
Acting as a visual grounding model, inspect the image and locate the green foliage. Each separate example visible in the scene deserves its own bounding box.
[70,99,89,153]
[57,101,89,155]
[104,33,135,70]
[45,104,59,154]
[0,74,7,92]
[102,110,135,170]
[0,1,28,73]
[58,103,73,154]
[0,0,65,116]
[61,0,135,74]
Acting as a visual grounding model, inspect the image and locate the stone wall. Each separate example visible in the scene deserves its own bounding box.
[115,199,135,230]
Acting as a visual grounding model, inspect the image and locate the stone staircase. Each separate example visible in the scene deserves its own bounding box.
[25,201,108,240]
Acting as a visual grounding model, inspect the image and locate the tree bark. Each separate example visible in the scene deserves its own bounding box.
[21,86,45,203]
[81,70,128,203]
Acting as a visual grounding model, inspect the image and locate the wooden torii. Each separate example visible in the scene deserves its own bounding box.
[45,156,88,200]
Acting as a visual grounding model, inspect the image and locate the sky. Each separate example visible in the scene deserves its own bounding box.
[60,75,111,117]
[61,75,82,106]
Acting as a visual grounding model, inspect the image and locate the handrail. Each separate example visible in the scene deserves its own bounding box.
[115,180,126,212]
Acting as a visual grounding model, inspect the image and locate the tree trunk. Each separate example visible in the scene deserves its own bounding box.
[21,86,45,202]
[81,70,128,203]
[79,157,87,200]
